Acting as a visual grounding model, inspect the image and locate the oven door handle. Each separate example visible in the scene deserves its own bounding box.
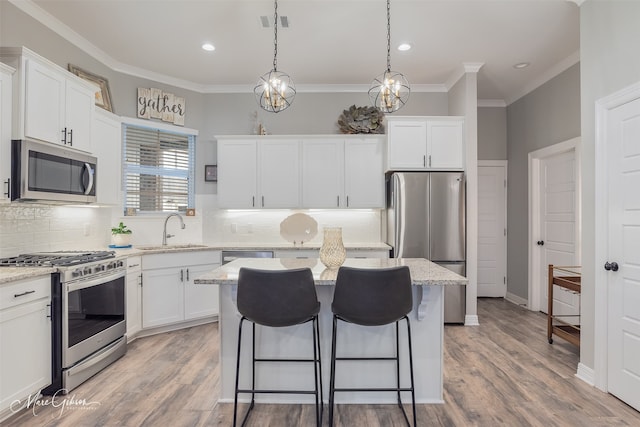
[66,270,125,293]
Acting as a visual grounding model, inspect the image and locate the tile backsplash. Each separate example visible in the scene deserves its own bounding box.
[0,204,112,257]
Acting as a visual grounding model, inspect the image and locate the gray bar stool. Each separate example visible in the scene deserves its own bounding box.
[329,265,416,426]
[233,267,323,427]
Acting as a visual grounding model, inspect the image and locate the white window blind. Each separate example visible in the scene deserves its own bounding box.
[123,124,195,213]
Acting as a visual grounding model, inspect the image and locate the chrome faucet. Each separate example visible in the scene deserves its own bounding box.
[162,213,185,246]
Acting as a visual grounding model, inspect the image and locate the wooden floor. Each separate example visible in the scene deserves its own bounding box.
[5,298,640,426]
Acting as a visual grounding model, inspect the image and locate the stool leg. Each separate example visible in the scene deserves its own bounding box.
[315,315,324,420]
[395,320,402,407]
[328,315,338,427]
[250,322,256,410]
[406,316,417,427]
[312,316,322,427]
[233,317,246,427]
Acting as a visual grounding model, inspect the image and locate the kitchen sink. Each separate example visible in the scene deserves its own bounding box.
[136,244,209,251]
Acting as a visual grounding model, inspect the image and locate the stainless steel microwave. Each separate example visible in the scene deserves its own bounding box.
[11,139,97,203]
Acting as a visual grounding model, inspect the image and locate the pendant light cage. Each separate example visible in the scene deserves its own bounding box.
[254,0,296,113]
[369,0,410,113]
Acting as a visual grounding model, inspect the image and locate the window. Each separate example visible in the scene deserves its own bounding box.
[123,123,195,213]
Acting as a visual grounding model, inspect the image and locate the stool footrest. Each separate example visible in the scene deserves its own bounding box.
[335,356,397,361]
[254,357,317,363]
[333,387,414,393]
[237,389,318,395]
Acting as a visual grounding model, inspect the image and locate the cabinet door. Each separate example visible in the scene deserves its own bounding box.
[24,59,65,145]
[65,80,94,153]
[126,258,142,338]
[387,120,427,170]
[427,119,464,170]
[184,263,219,320]
[93,110,122,205]
[344,138,384,208]
[0,66,12,203]
[301,139,344,208]
[0,298,51,414]
[259,140,300,208]
[142,267,184,328]
[217,139,258,208]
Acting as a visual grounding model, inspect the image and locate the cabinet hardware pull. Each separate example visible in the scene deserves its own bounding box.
[129,263,139,268]
[423,155,426,167]
[47,303,52,320]
[180,269,184,282]
[346,195,349,207]
[262,196,264,207]
[139,274,143,287]
[252,196,255,207]
[68,129,73,146]
[61,127,67,144]
[429,155,432,167]
[186,269,189,281]
[3,178,9,199]
[14,290,36,298]
[337,195,339,207]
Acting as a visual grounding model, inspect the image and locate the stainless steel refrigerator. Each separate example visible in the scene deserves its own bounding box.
[386,172,466,323]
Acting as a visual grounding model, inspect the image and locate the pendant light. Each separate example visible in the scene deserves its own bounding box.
[368,0,410,113]
[254,0,296,113]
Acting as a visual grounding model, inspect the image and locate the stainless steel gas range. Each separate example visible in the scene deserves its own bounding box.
[0,251,127,394]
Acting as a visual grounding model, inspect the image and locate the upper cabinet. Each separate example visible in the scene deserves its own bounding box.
[92,107,122,205]
[0,47,95,153]
[217,138,301,208]
[217,135,384,209]
[386,116,464,171]
[0,63,15,204]
[301,137,384,208]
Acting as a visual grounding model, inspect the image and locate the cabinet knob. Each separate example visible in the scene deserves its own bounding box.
[604,261,619,272]
[537,240,544,246]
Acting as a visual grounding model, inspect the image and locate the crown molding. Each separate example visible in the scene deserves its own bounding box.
[505,49,580,105]
[463,62,484,73]
[478,99,507,108]
[445,62,485,91]
[567,0,585,6]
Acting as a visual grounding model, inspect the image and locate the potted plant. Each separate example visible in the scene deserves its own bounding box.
[111,222,132,247]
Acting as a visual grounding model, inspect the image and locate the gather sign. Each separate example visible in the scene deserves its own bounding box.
[137,88,185,126]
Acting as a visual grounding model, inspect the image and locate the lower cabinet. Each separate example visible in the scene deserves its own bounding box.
[126,256,142,339]
[0,276,51,419]
[142,251,220,329]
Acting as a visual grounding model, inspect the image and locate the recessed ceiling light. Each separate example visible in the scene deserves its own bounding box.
[202,43,215,52]
[398,43,412,51]
[513,62,530,69]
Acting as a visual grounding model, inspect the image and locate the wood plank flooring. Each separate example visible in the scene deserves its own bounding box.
[4,298,640,426]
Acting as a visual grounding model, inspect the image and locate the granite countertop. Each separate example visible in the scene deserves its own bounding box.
[194,257,468,287]
[0,267,57,284]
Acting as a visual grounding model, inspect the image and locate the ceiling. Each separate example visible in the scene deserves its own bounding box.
[25,0,580,104]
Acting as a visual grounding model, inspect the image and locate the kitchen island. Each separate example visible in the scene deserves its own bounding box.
[194,258,467,404]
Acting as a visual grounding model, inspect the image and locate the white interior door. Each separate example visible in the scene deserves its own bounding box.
[538,150,579,315]
[606,96,640,411]
[477,163,507,297]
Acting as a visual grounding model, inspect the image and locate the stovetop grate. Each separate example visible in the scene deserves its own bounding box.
[0,251,116,267]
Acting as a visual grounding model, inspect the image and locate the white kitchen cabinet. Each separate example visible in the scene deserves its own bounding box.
[93,108,122,205]
[126,256,142,340]
[386,116,464,171]
[142,250,220,329]
[0,276,51,418]
[0,47,95,153]
[343,138,384,208]
[0,63,14,204]
[301,138,344,208]
[301,137,384,208]
[217,138,300,208]
[259,140,301,208]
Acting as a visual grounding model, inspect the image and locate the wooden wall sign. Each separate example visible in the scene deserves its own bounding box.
[137,87,185,126]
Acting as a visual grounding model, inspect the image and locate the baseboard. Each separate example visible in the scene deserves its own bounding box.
[135,316,218,339]
[505,292,528,308]
[464,314,480,326]
[576,363,595,386]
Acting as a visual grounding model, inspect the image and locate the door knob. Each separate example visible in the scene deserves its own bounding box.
[537,240,544,246]
[604,261,619,272]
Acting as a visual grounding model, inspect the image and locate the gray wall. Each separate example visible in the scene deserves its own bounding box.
[579,0,640,371]
[506,63,581,300]
[478,107,507,160]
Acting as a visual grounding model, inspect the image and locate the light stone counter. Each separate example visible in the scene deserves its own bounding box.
[0,267,56,284]
[194,257,466,406]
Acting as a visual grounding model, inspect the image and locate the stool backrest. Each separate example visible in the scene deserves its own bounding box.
[332,266,412,326]
[237,267,320,327]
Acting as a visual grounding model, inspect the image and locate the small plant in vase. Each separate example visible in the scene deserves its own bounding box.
[111,222,132,247]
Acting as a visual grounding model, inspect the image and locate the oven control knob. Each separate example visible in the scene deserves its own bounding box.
[84,267,92,275]
[117,260,124,268]
[73,270,82,277]
[106,262,114,270]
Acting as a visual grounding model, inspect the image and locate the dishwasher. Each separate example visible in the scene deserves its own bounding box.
[221,250,274,265]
